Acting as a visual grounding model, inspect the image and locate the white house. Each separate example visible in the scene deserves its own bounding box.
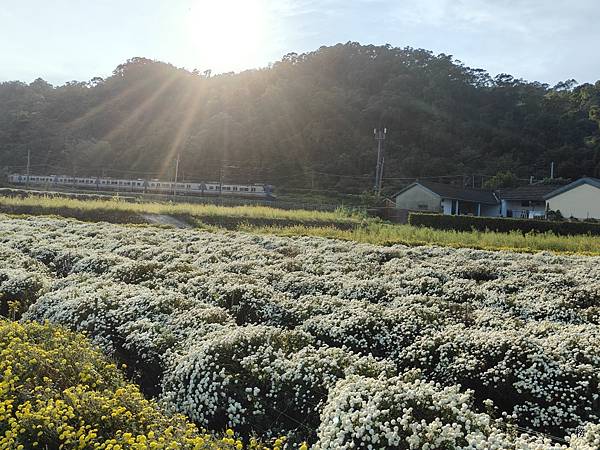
[394,181,500,216]
[544,177,600,219]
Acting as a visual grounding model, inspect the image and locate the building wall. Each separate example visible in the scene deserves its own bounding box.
[442,199,453,214]
[481,204,502,217]
[547,184,600,219]
[441,199,499,216]
[501,200,545,218]
[395,185,441,212]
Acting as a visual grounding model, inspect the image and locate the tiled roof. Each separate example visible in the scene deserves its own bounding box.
[496,184,562,201]
[396,180,499,204]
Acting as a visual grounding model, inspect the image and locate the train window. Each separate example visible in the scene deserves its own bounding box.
[251,187,256,192]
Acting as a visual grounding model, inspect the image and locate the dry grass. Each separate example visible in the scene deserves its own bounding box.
[0,195,361,223]
[2,194,599,255]
[240,222,600,255]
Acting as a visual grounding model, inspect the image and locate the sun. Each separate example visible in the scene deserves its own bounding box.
[186,0,268,73]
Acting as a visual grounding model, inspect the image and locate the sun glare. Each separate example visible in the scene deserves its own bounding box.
[187,0,268,73]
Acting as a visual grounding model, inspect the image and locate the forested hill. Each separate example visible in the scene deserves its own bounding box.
[1,42,599,194]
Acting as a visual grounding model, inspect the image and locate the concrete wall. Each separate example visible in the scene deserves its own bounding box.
[547,183,600,219]
[395,185,442,212]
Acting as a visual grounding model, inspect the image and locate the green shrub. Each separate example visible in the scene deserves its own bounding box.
[409,212,600,236]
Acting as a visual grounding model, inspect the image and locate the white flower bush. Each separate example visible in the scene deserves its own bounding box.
[161,325,392,437]
[0,267,50,316]
[315,373,571,450]
[0,215,597,447]
[396,323,600,434]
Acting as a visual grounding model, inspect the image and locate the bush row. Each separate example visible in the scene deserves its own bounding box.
[408,212,600,236]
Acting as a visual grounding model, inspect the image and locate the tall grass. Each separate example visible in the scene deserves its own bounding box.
[0,195,361,223]
[240,222,600,255]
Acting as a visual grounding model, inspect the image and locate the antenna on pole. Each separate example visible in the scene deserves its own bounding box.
[374,127,387,196]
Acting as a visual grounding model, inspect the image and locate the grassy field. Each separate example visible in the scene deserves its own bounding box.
[241,222,600,255]
[0,194,362,223]
[2,194,600,255]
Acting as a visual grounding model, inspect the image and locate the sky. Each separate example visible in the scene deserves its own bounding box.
[0,0,598,86]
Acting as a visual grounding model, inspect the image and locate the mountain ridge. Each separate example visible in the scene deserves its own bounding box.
[1,42,599,195]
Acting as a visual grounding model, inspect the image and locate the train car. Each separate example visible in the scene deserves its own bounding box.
[8,174,274,199]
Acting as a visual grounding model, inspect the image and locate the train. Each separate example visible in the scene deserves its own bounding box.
[8,174,274,199]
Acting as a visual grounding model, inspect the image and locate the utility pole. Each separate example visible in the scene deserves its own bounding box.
[173,153,180,196]
[373,128,387,195]
[219,165,223,196]
[25,149,31,187]
[550,161,554,180]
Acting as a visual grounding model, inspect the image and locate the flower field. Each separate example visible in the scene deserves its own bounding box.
[0,320,267,449]
[1,215,600,449]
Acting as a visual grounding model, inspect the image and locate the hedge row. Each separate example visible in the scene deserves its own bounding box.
[408,212,600,236]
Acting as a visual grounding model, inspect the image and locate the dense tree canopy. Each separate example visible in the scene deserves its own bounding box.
[1,43,599,194]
